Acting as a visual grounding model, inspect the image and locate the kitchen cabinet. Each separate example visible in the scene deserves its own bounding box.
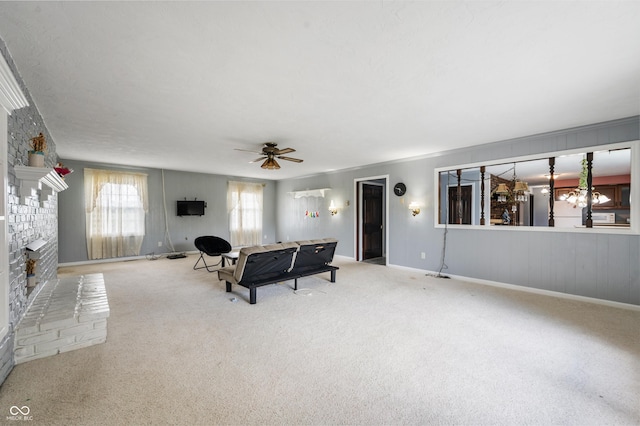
[554,188,573,202]
[594,185,616,208]
[595,184,631,209]
[620,185,630,208]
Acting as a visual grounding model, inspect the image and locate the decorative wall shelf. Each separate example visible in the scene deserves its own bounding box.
[25,238,47,259]
[289,188,331,198]
[14,165,68,204]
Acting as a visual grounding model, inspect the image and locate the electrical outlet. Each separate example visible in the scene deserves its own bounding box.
[421,252,426,259]
[158,241,163,247]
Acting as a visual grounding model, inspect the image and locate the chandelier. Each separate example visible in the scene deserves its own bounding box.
[558,158,610,207]
[513,180,529,202]
[493,163,530,203]
[559,188,610,207]
[495,183,510,203]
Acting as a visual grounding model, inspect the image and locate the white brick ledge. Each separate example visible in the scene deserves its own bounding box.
[14,274,109,364]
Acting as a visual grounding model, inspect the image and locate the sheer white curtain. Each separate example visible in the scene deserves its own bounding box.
[227,181,263,247]
[84,168,149,259]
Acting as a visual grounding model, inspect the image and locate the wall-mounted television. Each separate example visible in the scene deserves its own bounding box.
[177,200,206,216]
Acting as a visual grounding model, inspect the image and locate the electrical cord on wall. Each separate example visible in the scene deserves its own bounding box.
[435,220,449,278]
[161,169,177,254]
[144,170,180,260]
[431,165,517,276]
[430,165,516,278]
[428,171,451,279]
[145,170,186,260]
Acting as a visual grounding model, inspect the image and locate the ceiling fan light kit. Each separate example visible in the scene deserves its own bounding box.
[261,158,281,170]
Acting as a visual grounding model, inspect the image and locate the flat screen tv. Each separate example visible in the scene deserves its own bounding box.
[177,200,206,216]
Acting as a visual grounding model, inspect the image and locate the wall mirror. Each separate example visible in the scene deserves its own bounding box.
[436,143,635,232]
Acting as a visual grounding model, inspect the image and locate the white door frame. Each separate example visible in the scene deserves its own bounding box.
[353,174,389,264]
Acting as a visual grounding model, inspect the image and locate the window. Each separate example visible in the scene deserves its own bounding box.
[227,181,263,246]
[435,142,637,233]
[84,168,148,259]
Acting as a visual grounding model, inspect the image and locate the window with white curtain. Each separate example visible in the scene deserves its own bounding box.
[84,168,148,259]
[227,181,263,246]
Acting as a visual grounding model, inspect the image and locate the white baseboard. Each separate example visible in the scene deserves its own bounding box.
[58,251,198,268]
[386,263,640,312]
[59,253,639,311]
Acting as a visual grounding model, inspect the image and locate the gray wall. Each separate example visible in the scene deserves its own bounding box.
[55,119,640,307]
[276,117,640,306]
[276,156,435,264]
[58,161,277,263]
[1,39,61,383]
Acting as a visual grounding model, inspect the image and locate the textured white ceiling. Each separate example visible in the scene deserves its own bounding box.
[0,1,638,180]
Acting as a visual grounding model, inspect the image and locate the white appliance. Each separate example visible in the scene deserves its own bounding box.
[592,212,615,224]
[552,200,583,227]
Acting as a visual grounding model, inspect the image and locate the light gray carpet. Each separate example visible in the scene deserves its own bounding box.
[1,255,638,425]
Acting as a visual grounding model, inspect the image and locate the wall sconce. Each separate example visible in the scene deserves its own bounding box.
[409,201,420,216]
[328,200,338,216]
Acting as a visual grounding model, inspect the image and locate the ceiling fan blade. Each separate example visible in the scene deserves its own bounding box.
[277,156,303,163]
[235,148,263,154]
[274,147,295,155]
[238,143,302,169]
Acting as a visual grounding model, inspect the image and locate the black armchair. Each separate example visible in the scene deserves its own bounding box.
[193,236,232,272]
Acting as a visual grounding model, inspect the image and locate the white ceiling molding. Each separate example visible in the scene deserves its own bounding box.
[0,51,28,114]
[289,188,331,198]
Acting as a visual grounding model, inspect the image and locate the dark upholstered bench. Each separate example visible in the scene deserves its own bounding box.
[217,239,338,304]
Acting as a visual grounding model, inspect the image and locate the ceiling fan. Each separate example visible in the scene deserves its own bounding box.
[236,142,303,170]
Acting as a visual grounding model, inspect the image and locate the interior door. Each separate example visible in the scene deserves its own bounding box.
[362,183,383,259]
[448,185,472,224]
